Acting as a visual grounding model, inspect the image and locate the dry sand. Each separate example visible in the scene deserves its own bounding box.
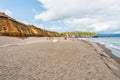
[0,36,120,80]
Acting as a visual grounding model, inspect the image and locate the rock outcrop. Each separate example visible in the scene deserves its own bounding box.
[0,12,60,37]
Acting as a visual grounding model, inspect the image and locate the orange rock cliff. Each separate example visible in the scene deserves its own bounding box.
[0,12,60,37]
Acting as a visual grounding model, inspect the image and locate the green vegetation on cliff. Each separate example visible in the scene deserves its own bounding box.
[61,31,98,38]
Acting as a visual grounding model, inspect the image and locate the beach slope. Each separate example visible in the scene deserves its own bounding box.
[0,36,120,80]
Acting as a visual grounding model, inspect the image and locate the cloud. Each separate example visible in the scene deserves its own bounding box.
[35,0,120,33]
[32,23,65,32]
[46,26,63,31]
[0,9,12,16]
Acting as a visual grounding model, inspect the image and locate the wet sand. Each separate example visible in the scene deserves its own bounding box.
[0,36,120,80]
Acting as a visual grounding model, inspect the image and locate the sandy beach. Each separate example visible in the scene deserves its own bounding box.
[0,36,120,80]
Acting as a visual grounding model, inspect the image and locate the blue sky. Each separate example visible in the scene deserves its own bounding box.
[0,0,41,21]
[0,0,120,33]
[0,0,65,31]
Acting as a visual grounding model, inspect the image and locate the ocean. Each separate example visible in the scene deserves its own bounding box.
[80,37,120,58]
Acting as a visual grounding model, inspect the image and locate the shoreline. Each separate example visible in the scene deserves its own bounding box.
[83,40,120,78]
[97,43,120,64]
[80,39,120,63]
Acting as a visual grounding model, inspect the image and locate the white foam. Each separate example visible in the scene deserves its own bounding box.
[106,43,120,51]
[79,38,120,58]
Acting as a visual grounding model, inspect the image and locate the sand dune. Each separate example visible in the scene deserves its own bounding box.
[0,36,120,80]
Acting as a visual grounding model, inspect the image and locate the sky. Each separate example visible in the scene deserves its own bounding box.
[0,0,120,33]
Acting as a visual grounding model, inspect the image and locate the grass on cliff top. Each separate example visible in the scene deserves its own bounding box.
[60,31,97,36]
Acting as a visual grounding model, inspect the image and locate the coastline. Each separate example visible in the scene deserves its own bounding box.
[83,40,120,78]
[0,36,120,80]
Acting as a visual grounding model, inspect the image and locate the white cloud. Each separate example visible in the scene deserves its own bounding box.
[33,24,65,32]
[35,0,120,33]
[114,31,120,34]
[47,26,63,31]
[0,9,12,16]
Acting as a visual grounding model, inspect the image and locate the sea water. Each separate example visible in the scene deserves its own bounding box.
[80,37,120,58]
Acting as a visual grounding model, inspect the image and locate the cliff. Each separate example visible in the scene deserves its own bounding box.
[0,12,60,37]
[61,31,98,38]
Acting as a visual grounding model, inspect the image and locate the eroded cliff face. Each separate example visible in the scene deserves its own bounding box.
[0,12,60,37]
